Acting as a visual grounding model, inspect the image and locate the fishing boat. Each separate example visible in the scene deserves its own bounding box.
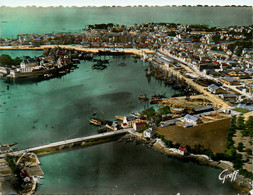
[114,115,124,120]
[151,93,166,99]
[89,118,102,126]
[92,64,107,70]
[138,94,149,100]
[97,127,108,133]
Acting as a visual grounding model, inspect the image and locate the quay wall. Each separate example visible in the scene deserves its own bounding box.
[0,45,155,57]
[151,61,228,109]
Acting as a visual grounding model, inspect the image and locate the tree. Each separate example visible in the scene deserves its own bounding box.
[237,142,244,152]
[225,147,236,157]
[246,149,252,155]
[155,119,161,126]
[158,107,171,115]
[143,107,156,117]
[237,116,246,130]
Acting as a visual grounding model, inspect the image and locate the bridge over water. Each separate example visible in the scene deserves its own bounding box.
[0,129,132,157]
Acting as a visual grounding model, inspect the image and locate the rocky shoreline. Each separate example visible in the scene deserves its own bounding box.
[120,133,252,194]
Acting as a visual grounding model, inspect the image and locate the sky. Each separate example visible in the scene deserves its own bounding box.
[0,0,252,7]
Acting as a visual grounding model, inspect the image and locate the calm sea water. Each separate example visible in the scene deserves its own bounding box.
[0,6,252,38]
[0,52,178,148]
[0,50,238,193]
[37,142,237,194]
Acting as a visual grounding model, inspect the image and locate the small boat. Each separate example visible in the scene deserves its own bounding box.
[44,73,53,78]
[92,64,107,70]
[97,127,108,133]
[58,70,66,74]
[89,118,102,126]
[3,143,17,147]
[72,59,80,64]
[115,115,124,120]
[151,93,166,99]
[138,94,149,100]
[149,99,162,104]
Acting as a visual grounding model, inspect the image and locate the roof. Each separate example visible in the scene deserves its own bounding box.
[144,128,154,133]
[179,147,186,152]
[184,114,199,122]
[237,104,253,111]
[222,77,239,83]
[194,106,214,112]
[135,122,146,126]
[220,94,237,98]
[126,116,136,121]
[208,84,220,91]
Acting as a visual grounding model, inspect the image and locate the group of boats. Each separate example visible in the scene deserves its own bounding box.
[92,59,109,70]
[89,118,113,133]
[138,93,167,104]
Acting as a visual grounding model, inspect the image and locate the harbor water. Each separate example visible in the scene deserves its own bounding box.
[0,53,179,148]
[0,50,238,193]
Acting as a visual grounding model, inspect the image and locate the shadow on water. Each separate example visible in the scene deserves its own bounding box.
[2,75,66,85]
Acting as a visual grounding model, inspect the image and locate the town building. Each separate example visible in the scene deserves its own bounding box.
[133,121,147,132]
[182,114,201,125]
[143,128,155,138]
[220,77,240,85]
[208,84,227,94]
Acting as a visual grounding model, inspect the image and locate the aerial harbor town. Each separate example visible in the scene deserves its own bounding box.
[0,6,253,195]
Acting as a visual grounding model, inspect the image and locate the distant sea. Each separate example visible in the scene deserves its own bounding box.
[0,6,252,38]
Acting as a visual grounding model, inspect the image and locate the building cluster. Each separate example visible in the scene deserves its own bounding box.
[0,48,77,78]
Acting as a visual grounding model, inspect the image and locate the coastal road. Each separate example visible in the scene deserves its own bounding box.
[155,51,229,109]
[158,50,253,100]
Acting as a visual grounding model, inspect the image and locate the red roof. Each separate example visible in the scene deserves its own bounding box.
[135,122,146,126]
[21,170,30,178]
[179,147,186,152]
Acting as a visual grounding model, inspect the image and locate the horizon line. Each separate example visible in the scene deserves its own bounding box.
[0,5,252,8]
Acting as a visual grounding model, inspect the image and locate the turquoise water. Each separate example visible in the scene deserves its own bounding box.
[0,6,252,38]
[0,49,43,58]
[0,52,178,148]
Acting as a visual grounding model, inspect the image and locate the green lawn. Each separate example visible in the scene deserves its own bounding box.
[233,108,250,113]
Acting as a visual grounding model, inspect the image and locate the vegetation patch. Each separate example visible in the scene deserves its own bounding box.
[233,108,250,114]
[0,54,22,67]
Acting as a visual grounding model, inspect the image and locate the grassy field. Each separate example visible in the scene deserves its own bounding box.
[233,108,250,114]
[155,117,231,153]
